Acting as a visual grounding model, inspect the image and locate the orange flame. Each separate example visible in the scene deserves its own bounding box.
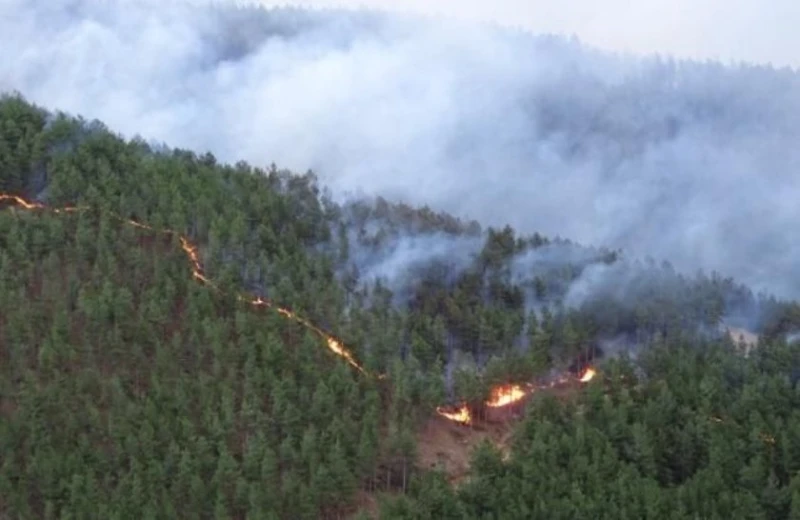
[438,368,601,425]
[1,193,366,374]
[486,384,527,408]
[436,405,472,425]
[0,194,45,209]
[436,384,527,425]
[274,307,364,374]
[579,367,597,383]
[0,194,85,213]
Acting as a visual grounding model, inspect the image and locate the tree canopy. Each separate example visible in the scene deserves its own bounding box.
[2,93,800,518]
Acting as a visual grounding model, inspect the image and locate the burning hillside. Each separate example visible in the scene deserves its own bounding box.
[4,191,598,430]
[486,384,528,408]
[4,90,800,520]
[436,366,597,426]
[0,193,368,375]
[579,367,597,382]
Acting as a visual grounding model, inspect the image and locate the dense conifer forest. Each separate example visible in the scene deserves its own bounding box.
[2,90,800,519]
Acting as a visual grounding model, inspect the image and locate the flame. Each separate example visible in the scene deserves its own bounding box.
[486,384,527,408]
[436,405,472,425]
[0,194,85,213]
[439,368,602,425]
[5,191,612,424]
[579,367,597,383]
[1,193,366,374]
[0,194,44,209]
[436,384,527,426]
[274,307,364,374]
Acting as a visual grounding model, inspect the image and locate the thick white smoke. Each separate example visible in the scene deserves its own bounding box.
[3,0,800,298]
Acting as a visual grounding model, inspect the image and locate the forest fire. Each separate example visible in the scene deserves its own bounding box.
[0,193,367,374]
[276,307,365,373]
[0,193,45,209]
[579,367,597,383]
[435,385,527,425]
[436,405,472,425]
[0,194,84,213]
[437,366,599,426]
[486,384,527,407]
[178,236,213,285]
[5,191,597,423]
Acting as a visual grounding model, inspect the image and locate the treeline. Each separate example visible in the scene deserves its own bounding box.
[381,338,800,519]
[0,94,427,519]
[333,195,790,381]
[3,93,800,518]
[0,210,384,519]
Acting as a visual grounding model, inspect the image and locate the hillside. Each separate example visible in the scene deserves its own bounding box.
[2,91,800,519]
[382,343,800,519]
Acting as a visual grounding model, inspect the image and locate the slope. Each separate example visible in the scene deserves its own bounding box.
[0,205,382,519]
[4,93,800,519]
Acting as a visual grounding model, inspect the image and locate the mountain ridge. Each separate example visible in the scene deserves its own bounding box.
[3,51,800,517]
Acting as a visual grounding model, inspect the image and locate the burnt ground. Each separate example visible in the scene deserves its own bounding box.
[416,414,515,486]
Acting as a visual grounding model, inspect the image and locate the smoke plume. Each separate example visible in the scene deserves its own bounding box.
[3,0,800,299]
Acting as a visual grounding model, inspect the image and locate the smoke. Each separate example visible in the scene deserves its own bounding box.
[510,242,614,306]
[347,230,483,297]
[4,1,800,300]
[596,335,640,361]
[254,0,800,69]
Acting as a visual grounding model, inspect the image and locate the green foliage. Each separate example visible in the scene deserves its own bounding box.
[0,95,389,519]
[3,92,800,519]
[388,341,800,519]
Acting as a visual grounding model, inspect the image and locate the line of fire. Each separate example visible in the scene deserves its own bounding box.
[0,193,365,369]
[1,192,598,426]
[435,366,597,426]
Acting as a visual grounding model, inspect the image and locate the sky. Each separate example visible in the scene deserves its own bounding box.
[263,0,799,68]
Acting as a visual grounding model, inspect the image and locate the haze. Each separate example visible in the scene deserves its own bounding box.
[268,0,800,69]
[3,0,800,300]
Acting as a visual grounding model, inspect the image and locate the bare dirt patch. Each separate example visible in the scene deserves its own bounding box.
[415,414,514,486]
